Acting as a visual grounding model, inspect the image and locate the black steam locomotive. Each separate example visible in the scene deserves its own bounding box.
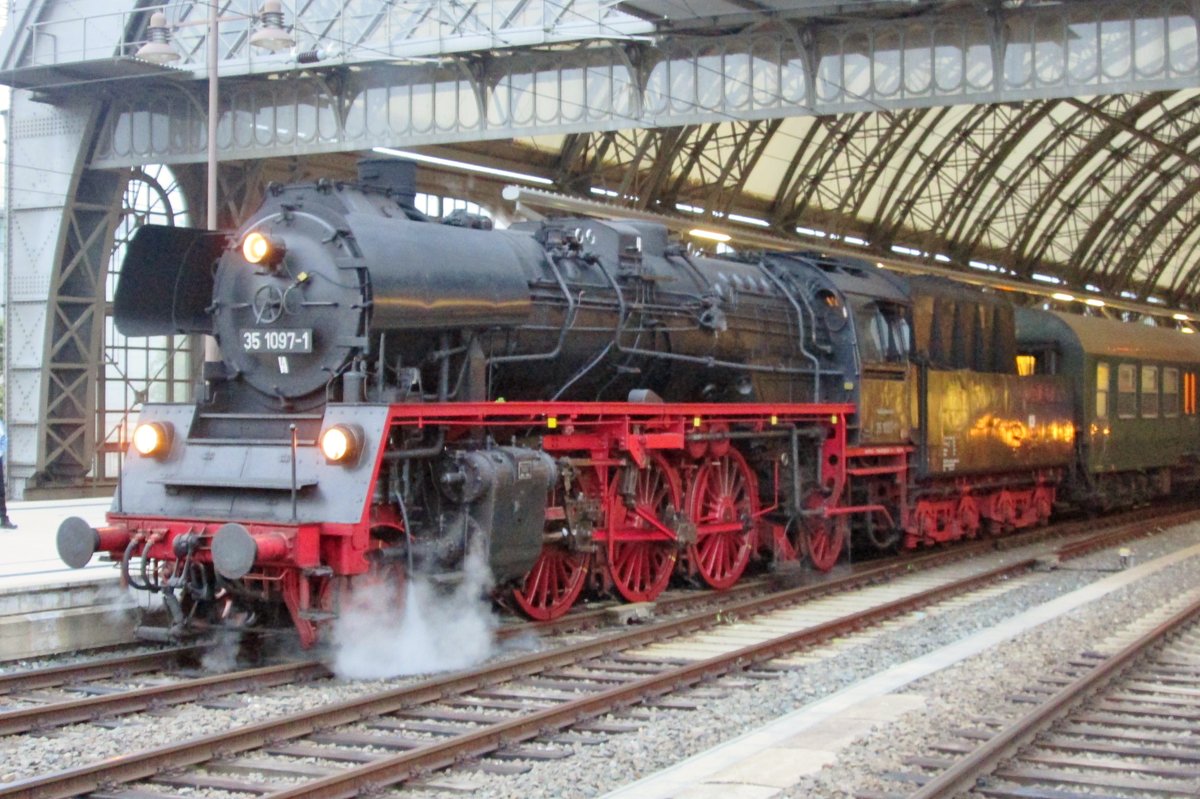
[56,159,1200,646]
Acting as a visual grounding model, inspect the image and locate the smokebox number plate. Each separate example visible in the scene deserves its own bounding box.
[241,328,313,354]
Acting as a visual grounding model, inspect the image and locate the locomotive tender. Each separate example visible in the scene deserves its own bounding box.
[56,160,1200,646]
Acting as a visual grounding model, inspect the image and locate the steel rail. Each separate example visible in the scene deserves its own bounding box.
[0,502,1189,738]
[262,557,1048,799]
[0,660,329,737]
[0,646,201,695]
[907,593,1200,799]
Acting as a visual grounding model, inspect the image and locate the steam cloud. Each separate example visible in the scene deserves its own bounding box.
[329,550,499,679]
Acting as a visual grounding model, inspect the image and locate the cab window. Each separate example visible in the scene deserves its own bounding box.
[1017,348,1059,376]
[853,300,910,365]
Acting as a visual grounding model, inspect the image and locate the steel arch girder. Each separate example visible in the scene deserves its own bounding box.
[933,103,1056,261]
[36,169,123,486]
[1055,95,1200,292]
[664,119,783,216]
[871,105,998,247]
[1012,95,1183,280]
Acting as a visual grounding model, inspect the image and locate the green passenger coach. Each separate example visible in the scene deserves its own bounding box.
[1016,308,1200,507]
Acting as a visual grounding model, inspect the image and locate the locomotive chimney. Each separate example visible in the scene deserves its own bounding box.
[357,158,417,206]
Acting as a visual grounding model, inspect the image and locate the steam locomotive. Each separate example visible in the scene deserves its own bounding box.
[56,159,1200,646]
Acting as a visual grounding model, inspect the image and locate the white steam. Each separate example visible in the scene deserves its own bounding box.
[329,550,499,679]
[201,630,243,672]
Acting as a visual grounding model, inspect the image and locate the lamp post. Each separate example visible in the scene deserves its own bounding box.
[138,3,293,360]
[138,2,294,231]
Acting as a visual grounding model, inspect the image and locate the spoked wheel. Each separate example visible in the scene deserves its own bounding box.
[800,492,847,572]
[513,469,600,620]
[512,546,589,620]
[687,449,758,590]
[606,453,681,603]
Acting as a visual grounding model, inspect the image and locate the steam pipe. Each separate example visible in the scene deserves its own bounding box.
[383,428,446,462]
[589,254,833,378]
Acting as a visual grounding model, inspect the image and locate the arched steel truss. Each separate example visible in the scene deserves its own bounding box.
[544,91,1200,310]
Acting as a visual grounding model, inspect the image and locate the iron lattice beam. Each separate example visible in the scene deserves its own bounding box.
[12,0,1185,168]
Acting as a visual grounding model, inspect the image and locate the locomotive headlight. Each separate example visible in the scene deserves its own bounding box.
[320,424,362,464]
[132,422,173,458]
[241,231,285,266]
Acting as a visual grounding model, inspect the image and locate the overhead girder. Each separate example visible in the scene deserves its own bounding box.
[1107,161,1200,298]
[872,105,1002,249]
[46,0,1197,169]
[662,119,781,216]
[1005,96,1153,279]
[828,108,928,227]
[773,114,874,231]
[1081,104,1200,295]
[1157,212,1200,306]
[1017,93,1200,291]
[971,101,1103,273]
[937,102,1057,263]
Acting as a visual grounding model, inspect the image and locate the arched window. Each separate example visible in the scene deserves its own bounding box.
[98,166,195,481]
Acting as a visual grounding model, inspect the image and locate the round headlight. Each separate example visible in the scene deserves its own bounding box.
[132,422,172,457]
[320,424,361,464]
[242,231,272,264]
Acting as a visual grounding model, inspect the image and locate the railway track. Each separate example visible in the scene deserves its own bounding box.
[0,647,200,696]
[1,503,1185,742]
[5,508,1195,799]
[896,591,1200,799]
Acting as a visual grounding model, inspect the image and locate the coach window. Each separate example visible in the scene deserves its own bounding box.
[1095,362,1110,419]
[1117,363,1137,418]
[1141,365,1159,418]
[1163,368,1180,417]
[1188,372,1198,415]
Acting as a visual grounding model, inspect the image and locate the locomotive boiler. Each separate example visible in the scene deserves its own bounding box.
[56,159,1103,646]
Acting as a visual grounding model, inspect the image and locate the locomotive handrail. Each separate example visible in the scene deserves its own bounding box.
[490,250,579,368]
[754,258,825,401]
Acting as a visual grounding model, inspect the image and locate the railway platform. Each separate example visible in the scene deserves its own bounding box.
[0,497,136,661]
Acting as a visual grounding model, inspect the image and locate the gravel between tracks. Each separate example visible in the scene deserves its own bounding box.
[409,522,1200,799]
[3,523,1198,796]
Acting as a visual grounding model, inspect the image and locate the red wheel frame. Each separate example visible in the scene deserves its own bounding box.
[512,545,589,620]
[687,450,757,590]
[606,453,680,603]
[989,491,1016,535]
[956,496,981,539]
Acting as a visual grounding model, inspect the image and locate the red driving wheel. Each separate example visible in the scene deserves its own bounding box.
[687,449,757,590]
[605,453,680,603]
